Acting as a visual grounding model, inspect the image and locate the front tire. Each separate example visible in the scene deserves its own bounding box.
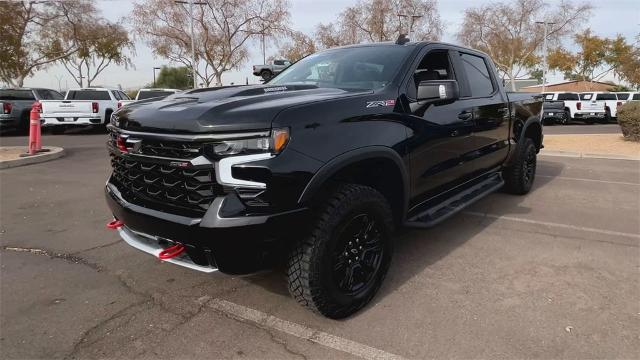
[260,70,273,81]
[287,184,393,319]
[503,138,537,195]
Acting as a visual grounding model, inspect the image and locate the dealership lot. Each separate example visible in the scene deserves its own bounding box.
[1,133,639,359]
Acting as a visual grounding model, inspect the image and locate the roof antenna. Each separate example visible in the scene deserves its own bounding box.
[396,34,410,45]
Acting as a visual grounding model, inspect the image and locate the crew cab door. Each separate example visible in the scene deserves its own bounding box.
[402,47,478,206]
[453,51,510,175]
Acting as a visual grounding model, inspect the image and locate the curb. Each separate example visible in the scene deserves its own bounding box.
[0,146,65,169]
[540,150,640,161]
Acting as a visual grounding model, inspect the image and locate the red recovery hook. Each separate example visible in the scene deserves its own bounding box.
[106,219,124,229]
[158,243,185,260]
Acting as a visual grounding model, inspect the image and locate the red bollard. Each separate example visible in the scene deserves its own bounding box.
[28,101,42,155]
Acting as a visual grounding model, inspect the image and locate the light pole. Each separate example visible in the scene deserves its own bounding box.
[397,14,423,41]
[153,67,161,87]
[536,21,555,92]
[175,0,206,89]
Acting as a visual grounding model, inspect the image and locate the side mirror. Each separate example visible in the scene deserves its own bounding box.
[417,80,459,103]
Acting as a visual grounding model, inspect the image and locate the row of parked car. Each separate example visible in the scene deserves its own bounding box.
[0,87,179,133]
[541,91,639,125]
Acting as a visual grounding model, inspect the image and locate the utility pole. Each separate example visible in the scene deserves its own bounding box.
[176,0,206,89]
[397,14,423,41]
[536,21,555,92]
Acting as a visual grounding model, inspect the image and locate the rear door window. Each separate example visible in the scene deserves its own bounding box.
[633,94,640,100]
[558,93,579,101]
[459,53,494,97]
[616,93,630,100]
[66,90,111,100]
[0,90,35,100]
[580,93,593,100]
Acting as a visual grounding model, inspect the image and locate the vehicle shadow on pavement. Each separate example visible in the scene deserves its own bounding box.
[240,158,566,315]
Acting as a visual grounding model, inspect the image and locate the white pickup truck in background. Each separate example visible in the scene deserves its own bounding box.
[117,88,180,109]
[577,92,607,124]
[40,88,130,131]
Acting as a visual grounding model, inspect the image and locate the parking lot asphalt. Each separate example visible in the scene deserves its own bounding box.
[1,132,639,359]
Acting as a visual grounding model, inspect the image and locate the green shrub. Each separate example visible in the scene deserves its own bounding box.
[617,101,640,142]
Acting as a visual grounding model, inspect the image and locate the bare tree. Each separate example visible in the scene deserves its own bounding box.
[132,0,290,87]
[275,31,317,62]
[0,1,93,87]
[61,20,135,87]
[457,0,592,90]
[315,0,442,49]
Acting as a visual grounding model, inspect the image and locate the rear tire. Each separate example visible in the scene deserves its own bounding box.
[287,184,393,319]
[503,138,537,195]
[260,70,273,81]
[561,110,570,125]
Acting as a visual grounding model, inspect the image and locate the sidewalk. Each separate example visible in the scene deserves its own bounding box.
[542,134,640,160]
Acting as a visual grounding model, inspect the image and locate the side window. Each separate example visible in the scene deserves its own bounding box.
[460,53,494,97]
[408,50,453,99]
[274,60,284,66]
[119,91,130,100]
[37,90,51,100]
[49,90,63,100]
[112,91,122,100]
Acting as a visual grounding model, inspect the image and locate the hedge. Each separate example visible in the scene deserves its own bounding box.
[617,101,640,142]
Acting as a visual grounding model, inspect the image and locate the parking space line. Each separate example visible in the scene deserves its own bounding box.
[209,298,408,360]
[537,174,640,186]
[463,211,640,240]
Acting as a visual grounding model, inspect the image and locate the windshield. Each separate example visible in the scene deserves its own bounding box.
[269,46,413,90]
[138,91,175,100]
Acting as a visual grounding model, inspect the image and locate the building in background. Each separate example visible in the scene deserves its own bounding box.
[519,80,615,93]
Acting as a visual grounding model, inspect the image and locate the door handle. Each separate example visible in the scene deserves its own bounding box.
[458,111,472,121]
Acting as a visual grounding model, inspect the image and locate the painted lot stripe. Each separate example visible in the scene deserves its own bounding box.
[463,211,640,240]
[537,174,640,186]
[209,298,408,360]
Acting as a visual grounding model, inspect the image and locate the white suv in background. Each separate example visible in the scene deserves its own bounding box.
[541,92,581,124]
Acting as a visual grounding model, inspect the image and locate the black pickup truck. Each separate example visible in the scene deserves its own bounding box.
[105,41,543,318]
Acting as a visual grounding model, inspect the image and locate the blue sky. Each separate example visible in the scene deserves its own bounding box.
[25,0,640,90]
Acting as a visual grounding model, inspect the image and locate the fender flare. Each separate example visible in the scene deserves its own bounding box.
[298,146,410,218]
[518,117,543,149]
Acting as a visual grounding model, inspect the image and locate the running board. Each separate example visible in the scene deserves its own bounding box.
[404,173,504,228]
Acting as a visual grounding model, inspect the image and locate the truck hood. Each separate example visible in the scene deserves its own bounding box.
[112,84,371,133]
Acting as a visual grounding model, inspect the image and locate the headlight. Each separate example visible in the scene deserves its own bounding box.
[207,128,289,157]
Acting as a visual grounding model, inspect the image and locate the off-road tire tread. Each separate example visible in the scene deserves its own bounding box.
[503,138,536,195]
[286,183,393,319]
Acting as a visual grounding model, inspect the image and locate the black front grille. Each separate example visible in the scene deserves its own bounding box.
[110,154,223,216]
[108,132,204,159]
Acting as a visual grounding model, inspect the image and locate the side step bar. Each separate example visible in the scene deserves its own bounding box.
[405,173,504,228]
[117,226,218,273]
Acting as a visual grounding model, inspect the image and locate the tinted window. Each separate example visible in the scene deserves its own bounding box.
[460,53,494,97]
[119,91,130,100]
[580,93,593,100]
[558,93,579,100]
[273,60,285,66]
[633,94,640,100]
[596,93,616,100]
[48,90,64,100]
[67,90,111,100]
[0,90,35,100]
[543,94,554,101]
[112,91,122,100]
[616,93,630,100]
[137,91,174,100]
[270,46,413,90]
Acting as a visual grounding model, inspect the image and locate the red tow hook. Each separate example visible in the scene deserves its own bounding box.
[158,243,185,260]
[106,219,124,229]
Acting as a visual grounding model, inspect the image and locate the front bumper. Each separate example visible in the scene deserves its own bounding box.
[105,182,309,274]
